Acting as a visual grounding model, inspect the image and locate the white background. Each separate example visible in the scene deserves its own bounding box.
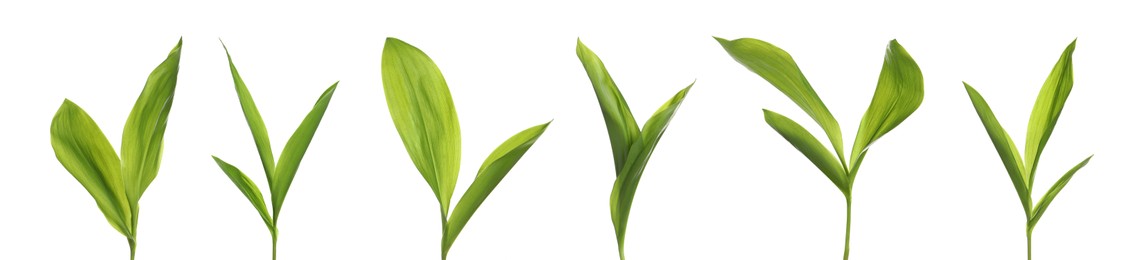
[1,1,1138,259]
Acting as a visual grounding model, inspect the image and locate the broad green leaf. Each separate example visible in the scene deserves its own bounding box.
[1028,155,1091,229]
[50,100,132,236]
[850,40,923,171]
[611,85,692,256]
[576,40,641,174]
[762,109,848,191]
[443,122,551,254]
[270,83,338,221]
[222,42,276,182]
[212,156,274,232]
[963,83,1031,214]
[120,39,181,205]
[381,37,462,215]
[716,37,846,167]
[1024,40,1077,187]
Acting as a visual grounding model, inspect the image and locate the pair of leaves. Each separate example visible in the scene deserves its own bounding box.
[716,37,923,193]
[50,39,182,243]
[962,40,1091,229]
[576,39,693,260]
[211,42,339,244]
[381,37,551,259]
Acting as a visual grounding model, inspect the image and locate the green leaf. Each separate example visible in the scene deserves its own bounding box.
[1024,40,1077,188]
[762,109,849,192]
[963,83,1031,215]
[443,122,551,255]
[611,85,692,257]
[1028,155,1092,229]
[850,40,924,172]
[381,37,462,215]
[222,42,276,182]
[212,156,274,232]
[50,100,132,237]
[270,83,338,221]
[716,37,846,167]
[120,39,181,207]
[576,39,642,174]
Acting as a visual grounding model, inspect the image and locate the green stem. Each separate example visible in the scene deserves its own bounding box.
[441,210,449,260]
[618,246,625,260]
[128,238,136,260]
[1026,227,1033,260]
[272,231,278,260]
[844,195,852,260]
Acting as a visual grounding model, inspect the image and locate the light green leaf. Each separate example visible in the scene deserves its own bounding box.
[762,109,848,191]
[222,41,276,182]
[576,39,642,174]
[963,83,1031,215]
[1028,155,1091,229]
[716,37,846,167]
[611,85,692,257]
[270,83,338,221]
[1024,40,1077,187]
[443,122,551,255]
[850,40,923,172]
[212,156,274,232]
[381,37,462,215]
[50,100,132,236]
[120,39,181,207]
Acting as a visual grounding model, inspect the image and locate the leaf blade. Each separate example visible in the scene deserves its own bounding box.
[221,42,276,181]
[50,100,132,237]
[716,37,846,166]
[576,39,642,174]
[270,83,337,221]
[1024,40,1077,187]
[762,109,848,192]
[851,40,924,170]
[381,37,462,214]
[963,83,1031,215]
[120,39,182,215]
[212,156,274,232]
[1028,155,1092,229]
[611,85,692,253]
[443,122,551,254]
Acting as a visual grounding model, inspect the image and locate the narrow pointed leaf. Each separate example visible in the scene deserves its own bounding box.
[851,40,924,169]
[443,122,551,254]
[1024,40,1077,186]
[611,85,692,253]
[1028,155,1091,229]
[963,83,1031,214]
[716,37,846,166]
[50,100,132,236]
[212,156,274,232]
[270,83,337,220]
[381,37,462,214]
[576,40,642,173]
[762,109,848,191]
[222,42,276,181]
[120,39,181,211]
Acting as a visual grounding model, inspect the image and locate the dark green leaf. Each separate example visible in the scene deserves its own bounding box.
[716,37,846,167]
[576,40,642,174]
[212,156,274,232]
[222,42,277,182]
[963,83,1031,215]
[762,109,848,192]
